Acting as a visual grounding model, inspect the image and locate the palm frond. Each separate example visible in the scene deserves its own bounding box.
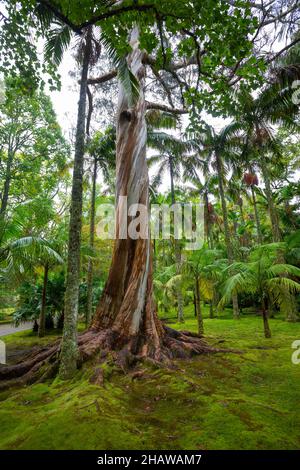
[44,21,72,67]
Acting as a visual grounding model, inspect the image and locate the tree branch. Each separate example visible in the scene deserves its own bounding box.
[87,69,118,85]
[265,36,300,64]
[146,102,188,114]
[78,4,157,30]
[37,0,82,34]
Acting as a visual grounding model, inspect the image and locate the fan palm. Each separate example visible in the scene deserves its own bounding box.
[0,217,63,337]
[184,247,226,334]
[220,244,300,338]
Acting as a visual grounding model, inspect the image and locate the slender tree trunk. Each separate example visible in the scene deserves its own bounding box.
[215,152,240,319]
[38,263,49,338]
[204,191,213,248]
[169,156,184,322]
[262,298,271,338]
[0,150,14,215]
[193,291,197,317]
[251,185,263,244]
[59,28,92,379]
[195,277,204,335]
[153,239,156,273]
[86,157,97,327]
[260,161,281,242]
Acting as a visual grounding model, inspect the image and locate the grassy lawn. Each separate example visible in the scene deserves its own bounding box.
[0,306,299,450]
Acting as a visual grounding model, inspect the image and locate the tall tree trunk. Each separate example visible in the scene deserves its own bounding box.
[59,28,92,379]
[0,149,14,215]
[38,263,49,338]
[260,161,280,242]
[215,152,240,319]
[204,191,213,248]
[86,156,97,327]
[92,28,165,359]
[169,156,184,322]
[195,277,204,335]
[251,185,263,244]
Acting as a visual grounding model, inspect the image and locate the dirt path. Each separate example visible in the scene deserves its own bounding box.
[0,322,33,337]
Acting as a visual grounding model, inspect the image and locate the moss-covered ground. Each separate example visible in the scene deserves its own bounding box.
[0,306,300,450]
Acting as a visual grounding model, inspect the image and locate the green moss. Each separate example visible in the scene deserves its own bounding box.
[0,307,300,450]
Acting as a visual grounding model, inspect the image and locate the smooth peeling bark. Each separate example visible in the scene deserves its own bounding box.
[59,28,92,379]
[92,28,165,359]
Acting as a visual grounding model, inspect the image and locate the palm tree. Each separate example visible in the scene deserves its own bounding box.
[243,172,263,244]
[229,59,300,243]
[182,152,219,248]
[0,218,63,337]
[185,247,226,334]
[220,244,300,338]
[194,124,242,319]
[148,120,192,323]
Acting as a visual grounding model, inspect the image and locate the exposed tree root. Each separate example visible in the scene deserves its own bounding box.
[0,326,234,391]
